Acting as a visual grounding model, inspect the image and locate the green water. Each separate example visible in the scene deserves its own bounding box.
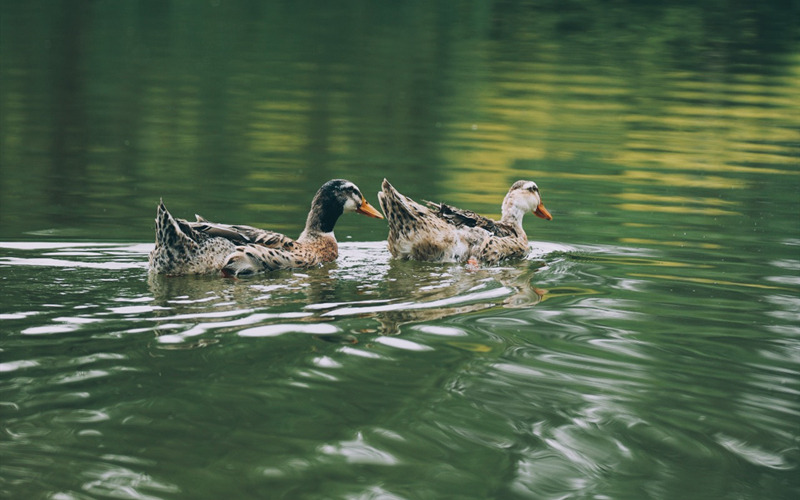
[1,1,799,499]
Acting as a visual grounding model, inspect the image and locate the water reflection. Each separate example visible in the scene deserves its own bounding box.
[143,242,555,339]
[2,2,798,243]
[2,237,799,499]
[2,1,799,498]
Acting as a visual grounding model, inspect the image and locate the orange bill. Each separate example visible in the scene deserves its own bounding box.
[533,202,552,220]
[357,198,384,219]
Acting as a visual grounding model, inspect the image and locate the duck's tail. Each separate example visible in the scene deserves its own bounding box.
[378,179,430,230]
[149,199,203,274]
[154,199,200,251]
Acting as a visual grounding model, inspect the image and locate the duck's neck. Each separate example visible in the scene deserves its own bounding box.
[499,200,526,229]
[298,192,342,240]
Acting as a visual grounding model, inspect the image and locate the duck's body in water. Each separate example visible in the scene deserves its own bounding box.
[148,179,384,276]
[378,179,551,265]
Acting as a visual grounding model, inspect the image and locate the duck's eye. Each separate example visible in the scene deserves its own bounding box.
[340,184,359,198]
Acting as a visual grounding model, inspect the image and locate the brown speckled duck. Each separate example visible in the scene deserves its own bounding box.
[149,179,384,276]
[378,178,552,264]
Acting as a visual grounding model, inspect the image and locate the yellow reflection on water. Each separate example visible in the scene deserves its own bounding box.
[535,287,601,301]
[619,238,722,250]
[628,273,796,291]
[616,149,795,175]
[587,256,713,269]
[445,342,494,353]
[623,223,657,228]
[522,170,751,190]
[622,171,750,189]
[614,203,738,216]
[614,193,735,207]
[436,51,799,215]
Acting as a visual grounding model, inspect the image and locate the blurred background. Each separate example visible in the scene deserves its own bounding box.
[2,0,797,245]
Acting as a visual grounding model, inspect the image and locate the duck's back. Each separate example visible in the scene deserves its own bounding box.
[427,202,520,238]
[379,180,534,264]
[148,203,233,275]
[379,180,489,262]
[149,201,296,275]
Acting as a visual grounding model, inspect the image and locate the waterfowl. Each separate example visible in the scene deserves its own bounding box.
[378,179,552,264]
[148,179,384,276]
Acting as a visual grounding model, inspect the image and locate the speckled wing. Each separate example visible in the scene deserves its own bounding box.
[187,217,296,250]
[426,202,518,238]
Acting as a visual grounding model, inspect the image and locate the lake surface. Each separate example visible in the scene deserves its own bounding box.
[1,1,799,499]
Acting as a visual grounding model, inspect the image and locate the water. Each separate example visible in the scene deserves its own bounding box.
[2,1,799,499]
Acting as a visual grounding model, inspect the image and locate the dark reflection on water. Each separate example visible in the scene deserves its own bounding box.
[2,241,799,499]
[2,1,800,499]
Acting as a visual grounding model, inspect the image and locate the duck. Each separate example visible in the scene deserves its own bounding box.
[377,178,552,264]
[148,179,384,276]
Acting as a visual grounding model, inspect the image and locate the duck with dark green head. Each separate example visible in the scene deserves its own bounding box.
[148,179,384,277]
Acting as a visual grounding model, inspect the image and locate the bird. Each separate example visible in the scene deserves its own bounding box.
[148,179,384,276]
[377,178,551,264]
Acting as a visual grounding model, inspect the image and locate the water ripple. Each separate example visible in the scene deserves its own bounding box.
[238,323,340,338]
[156,311,314,343]
[319,432,400,466]
[2,233,798,499]
[0,359,40,373]
[714,434,793,470]
[81,463,180,500]
[320,286,513,317]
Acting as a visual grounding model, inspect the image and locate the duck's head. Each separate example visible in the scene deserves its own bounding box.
[307,179,384,234]
[505,180,552,221]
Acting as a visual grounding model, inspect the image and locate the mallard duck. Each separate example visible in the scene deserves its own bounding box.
[378,178,552,264]
[149,179,384,276]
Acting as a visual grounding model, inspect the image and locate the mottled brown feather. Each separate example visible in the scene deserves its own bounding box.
[149,179,381,276]
[426,202,520,238]
[380,178,549,264]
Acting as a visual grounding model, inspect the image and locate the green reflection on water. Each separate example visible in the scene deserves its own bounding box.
[1,1,799,500]
[1,0,798,244]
